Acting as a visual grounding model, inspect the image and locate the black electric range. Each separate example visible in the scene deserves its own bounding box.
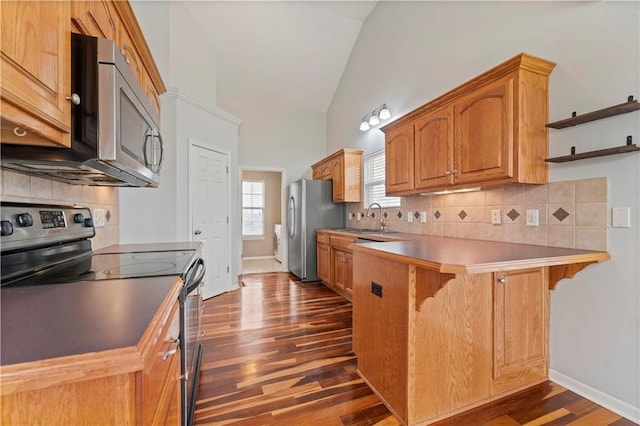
[0,202,204,426]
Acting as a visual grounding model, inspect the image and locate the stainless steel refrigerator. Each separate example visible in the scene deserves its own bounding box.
[287,179,345,281]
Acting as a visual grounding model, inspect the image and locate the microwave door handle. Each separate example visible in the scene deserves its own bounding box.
[143,128,153,169]
[154,129,164,173]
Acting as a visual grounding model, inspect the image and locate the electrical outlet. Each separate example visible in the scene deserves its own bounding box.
[356,212,362,221]
[526,209,539,226]
[407,211,413,223]
[349,212,355,220]
[93,208,106,228]
[491,209,501,225]
[420,211,427,223]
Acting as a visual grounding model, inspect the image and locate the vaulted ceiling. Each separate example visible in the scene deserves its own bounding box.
[182,1,378,113]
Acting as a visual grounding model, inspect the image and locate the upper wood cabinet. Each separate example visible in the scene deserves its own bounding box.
[382,53,555,195]
[0,1,72,147]
[311,148,363,203]
[0,0,165,148]
[384,123,414,193]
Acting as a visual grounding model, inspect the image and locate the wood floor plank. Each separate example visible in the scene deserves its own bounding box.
[195,272,637,426]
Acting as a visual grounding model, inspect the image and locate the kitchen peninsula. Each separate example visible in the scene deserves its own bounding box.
[350,236,610,425]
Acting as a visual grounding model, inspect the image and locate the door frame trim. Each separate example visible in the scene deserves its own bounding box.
[239,165,287,273]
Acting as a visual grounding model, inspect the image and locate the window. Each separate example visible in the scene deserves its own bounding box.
[364,150,401,208]
[242,180,265,238]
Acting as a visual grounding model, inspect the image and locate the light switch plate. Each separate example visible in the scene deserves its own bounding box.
[526,209,539,227]
[612,207,631,228]
[356,212,362,221]
[407,211,413,223]
[420,211,427,223]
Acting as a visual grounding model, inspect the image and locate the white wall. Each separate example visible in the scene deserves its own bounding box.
[219,99,327,185]
[328,1,639,420]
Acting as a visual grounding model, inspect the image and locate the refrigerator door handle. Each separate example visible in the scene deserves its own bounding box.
[288,195,296,238]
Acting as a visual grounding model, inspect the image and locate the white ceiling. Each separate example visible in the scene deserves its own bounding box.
[182,1,378,113]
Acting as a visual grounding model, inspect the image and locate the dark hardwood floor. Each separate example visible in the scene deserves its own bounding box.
[195,272,636,426]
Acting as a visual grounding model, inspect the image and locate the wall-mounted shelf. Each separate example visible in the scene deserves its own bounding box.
[547,95,640,129]
[546,136,639,163]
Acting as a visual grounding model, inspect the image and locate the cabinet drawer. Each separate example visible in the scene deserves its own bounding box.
[142,300,180,424]
[317,233,330,244]
[330,235,355,249]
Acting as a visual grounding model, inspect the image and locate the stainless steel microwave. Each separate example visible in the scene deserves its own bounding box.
[1,33,163,187]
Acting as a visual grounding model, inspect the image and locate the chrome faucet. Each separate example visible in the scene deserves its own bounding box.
[366,202,386,231]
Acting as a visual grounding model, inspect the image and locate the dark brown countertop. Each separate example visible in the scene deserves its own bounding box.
[0,276,179,366]
[94,241,202,254]
[349,235,610,274]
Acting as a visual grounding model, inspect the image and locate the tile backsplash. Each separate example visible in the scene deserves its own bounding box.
[348,177,608,251]
[1,170,119,250]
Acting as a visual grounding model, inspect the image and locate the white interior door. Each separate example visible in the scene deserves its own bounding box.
[190,143,231,299]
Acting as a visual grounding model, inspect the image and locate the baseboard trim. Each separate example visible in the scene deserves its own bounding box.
[549,369,640,423]
[243,256,277,260]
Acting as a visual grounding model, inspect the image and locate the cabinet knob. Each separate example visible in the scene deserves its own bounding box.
[452,169,459,175]
[126,57,131,64]
[497,277,506,284]
[444,170,451,176]
[66,93,81,105]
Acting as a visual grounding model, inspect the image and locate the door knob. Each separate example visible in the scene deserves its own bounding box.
[194,229,202,235]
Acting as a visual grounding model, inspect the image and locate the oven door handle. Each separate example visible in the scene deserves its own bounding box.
[185,258,205,294]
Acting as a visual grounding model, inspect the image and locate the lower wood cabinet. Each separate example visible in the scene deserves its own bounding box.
[1,289,182,425]
[316,231,357,301]
[353,251,549,425]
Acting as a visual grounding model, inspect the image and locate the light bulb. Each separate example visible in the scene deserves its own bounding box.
[360,120,370,131]
[379,105,391,120]
[368,114,380,126]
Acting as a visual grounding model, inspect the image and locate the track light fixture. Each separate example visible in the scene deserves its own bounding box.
[359,104,391,131]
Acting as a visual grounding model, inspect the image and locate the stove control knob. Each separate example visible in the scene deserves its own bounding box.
[73,213,85,224]
[84,218,94,227]
[1,221,14,236]
[16,213,33,227]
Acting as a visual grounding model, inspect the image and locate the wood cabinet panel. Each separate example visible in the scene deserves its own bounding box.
[71,1,116,39]
[493,268,548,392]
[454,77,514,184]
[414,106,454,190]
[385,123,414,194]
[116,24,145,86]
[331,157,344,200]
[141,301,181,425]
[311,149,362,202]
[0,1,71,147]
[317,242,331,283]
[353,254,409,420]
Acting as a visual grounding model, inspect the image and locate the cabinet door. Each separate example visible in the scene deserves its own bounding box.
[317,243,330,283]
[332,157,345,201]
[493,268,548,391]
[1,1,71,147]
[312,167,322,180]
[115,24,144,88]
[414,106,454,190]
[385,122,415,194]
[333,250,347,291]
[344,252,353,296]
[71,1,116,40]
[454,77,514,185]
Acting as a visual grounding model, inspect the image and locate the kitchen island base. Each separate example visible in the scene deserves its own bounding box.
[352,243,605,426]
